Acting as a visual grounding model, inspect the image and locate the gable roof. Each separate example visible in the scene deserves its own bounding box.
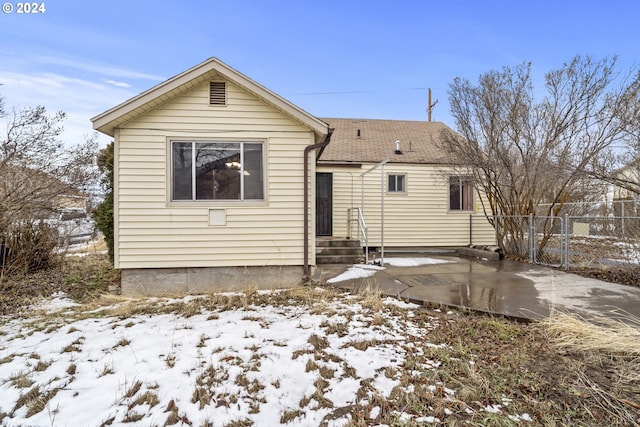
[318,118,457,164]
[91,57,329,141]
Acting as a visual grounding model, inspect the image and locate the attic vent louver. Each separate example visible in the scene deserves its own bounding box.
[209,81,226,105]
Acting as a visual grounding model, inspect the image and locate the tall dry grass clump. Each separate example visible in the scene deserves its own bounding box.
[355,281,384,311]
[541,310,640,359]
[541,310,640,425]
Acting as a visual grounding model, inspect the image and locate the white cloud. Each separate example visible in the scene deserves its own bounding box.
[0,71,136,147]
[104,79,131,88]
[0,52,168,147]
[38,56,165,81]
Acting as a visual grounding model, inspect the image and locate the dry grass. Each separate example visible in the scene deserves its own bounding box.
[128,390,159,409]
[10,371,34,389]
[123,380,142,399]
[61,337,84,353]
[0,354,14,364]
[67,236,108,255]
[3,253,640,426]
[0,253,118,315]
[538,310,640,426]
[12,385,60,418]
[541,310,640,358]
[355,281,384,311]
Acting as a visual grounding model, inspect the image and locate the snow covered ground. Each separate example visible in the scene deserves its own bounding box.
[0,281,530,426]
[0,289,432,426]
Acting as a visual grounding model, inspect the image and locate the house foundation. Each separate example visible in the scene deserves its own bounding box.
[120,266,303,296]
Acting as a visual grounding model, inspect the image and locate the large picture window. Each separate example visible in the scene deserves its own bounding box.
[449,176,474,211]
[172,141,264,201]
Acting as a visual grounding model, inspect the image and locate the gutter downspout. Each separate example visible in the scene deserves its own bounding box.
[303,128,334,281]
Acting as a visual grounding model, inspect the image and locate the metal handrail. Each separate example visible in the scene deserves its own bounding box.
[360,160,388,265]
[356,208,369,264]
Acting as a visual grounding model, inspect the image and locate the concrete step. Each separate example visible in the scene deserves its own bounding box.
[316,254,364,264]
[315,237,363,264]
[370,247,457,258]
[316,246,363,256]
[316,237,361,248]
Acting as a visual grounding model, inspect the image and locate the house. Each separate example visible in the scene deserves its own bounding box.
[0,166,94,249]
[92,58,330,295]
[612,161,640,217]
[0,165,90,213]
[316,118,495,251]
[91,57,494,296]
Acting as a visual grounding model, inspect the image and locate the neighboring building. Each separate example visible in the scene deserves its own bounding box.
[92,57,494,295]
[612,161,640,216]
[613,162,640,200]
[0,165,90,213]
[0,166,93,246]
[317,118,494,248]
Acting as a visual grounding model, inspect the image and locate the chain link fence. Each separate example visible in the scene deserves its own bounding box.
[487,215,565,266]
[532,216,564,267]
[475,213,640,275]
[535,199,640,217]
[565,216,640,270]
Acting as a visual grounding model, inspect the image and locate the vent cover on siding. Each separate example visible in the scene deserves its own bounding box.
[209,81,226,105]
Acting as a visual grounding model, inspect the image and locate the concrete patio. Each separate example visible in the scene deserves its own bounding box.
[317,255,640,323]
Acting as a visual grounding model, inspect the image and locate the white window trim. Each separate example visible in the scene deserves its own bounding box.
[168,139,267,206]
[448,175,475,212]
[387,173,407,194]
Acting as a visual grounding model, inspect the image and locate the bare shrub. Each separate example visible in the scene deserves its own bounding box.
[1,221,61,277]
[0,92,98,277]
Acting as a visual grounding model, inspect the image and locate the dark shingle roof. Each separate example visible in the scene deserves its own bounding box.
[318,118,456,164]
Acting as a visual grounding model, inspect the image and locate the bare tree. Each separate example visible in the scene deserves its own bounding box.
[442,55,640,258]
[0,92,98,275]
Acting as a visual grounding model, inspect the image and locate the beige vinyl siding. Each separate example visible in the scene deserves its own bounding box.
[115,80,315,269]
[318,163,495,247]
[614,165,640,200]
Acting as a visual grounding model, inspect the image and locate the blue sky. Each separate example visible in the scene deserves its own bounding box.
[1,0,639,147]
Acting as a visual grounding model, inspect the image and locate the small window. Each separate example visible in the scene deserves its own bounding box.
[449,176,474,211]
[209,81,226,105]
[172,141,264,201]
[388,174,406,193]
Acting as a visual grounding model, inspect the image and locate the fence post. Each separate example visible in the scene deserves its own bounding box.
[529,213,535,263]
[622,201,625,236]
[564,214,570,271]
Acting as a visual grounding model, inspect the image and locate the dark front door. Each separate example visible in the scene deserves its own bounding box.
[316,172,333,236]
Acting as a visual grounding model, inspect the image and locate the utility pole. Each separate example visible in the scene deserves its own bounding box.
[427,88,438,122]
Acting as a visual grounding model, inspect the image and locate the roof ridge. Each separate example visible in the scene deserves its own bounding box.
[320,117,444,124]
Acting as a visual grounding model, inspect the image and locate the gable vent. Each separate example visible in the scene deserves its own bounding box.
[209,81,226,105]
